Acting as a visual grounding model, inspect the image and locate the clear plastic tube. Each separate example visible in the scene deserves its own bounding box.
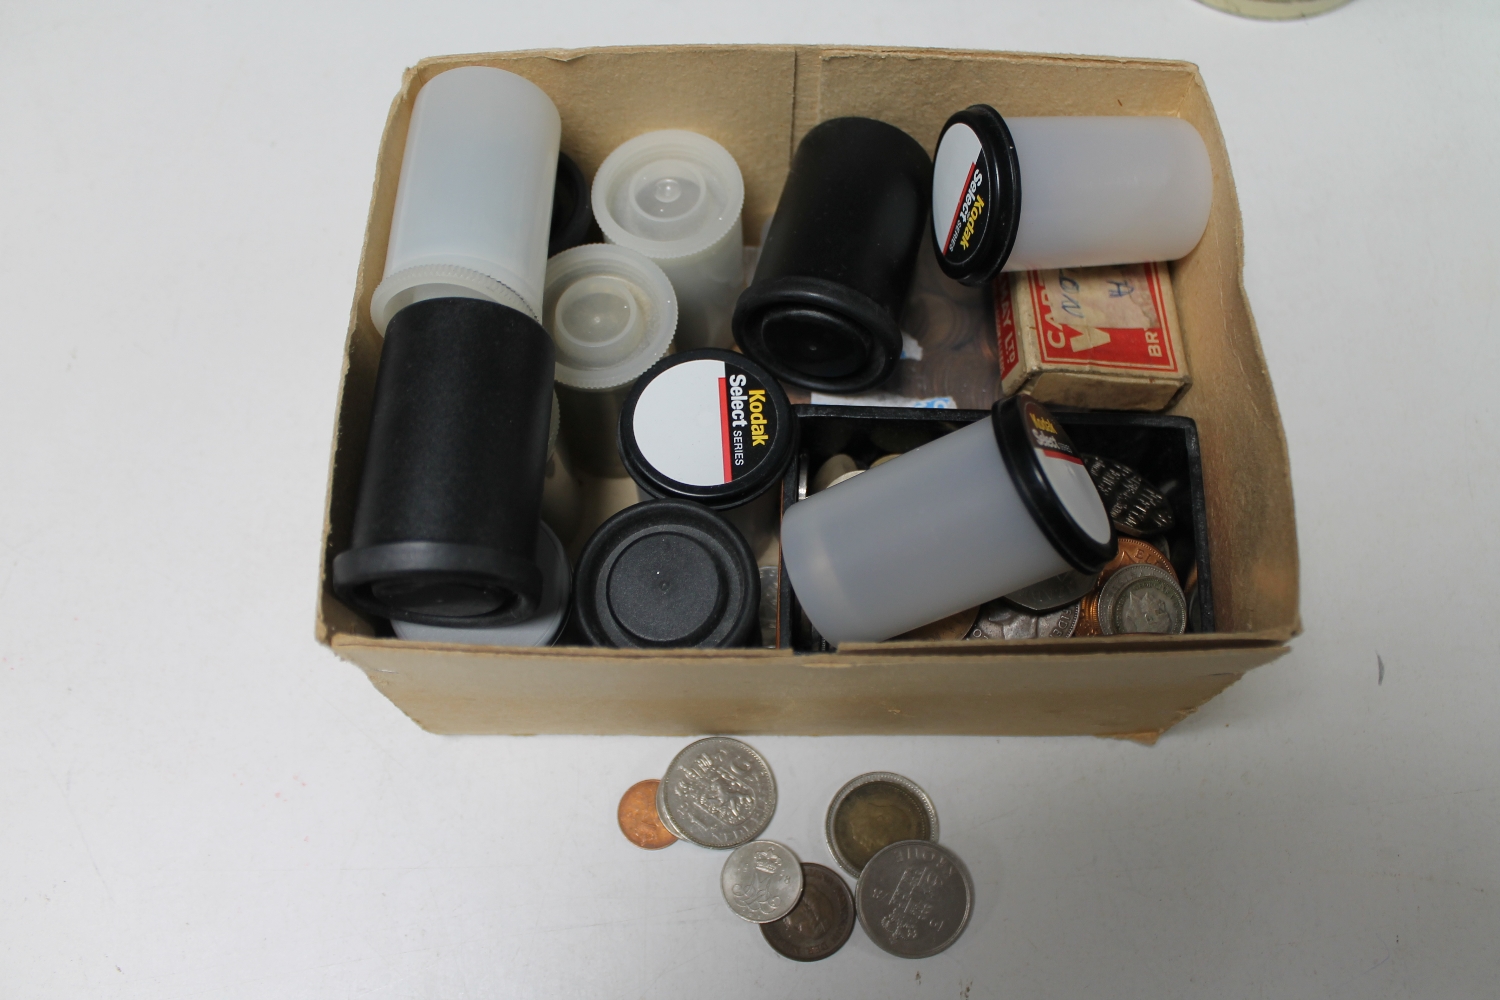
[592,131,744,352]
[1004,117,1212,271]
[780,418,1073,644]
[371,66,561,330]
[544,244,677,476]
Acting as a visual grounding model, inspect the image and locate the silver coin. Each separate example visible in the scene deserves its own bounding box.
[1097,563,1186,635]
[1003,568,1096,611]
[1082,454,1175,537]
[659,737,777,849]
[654,777,687,840]
[969,598,1079,640]
[721,840,804,923]
[857,840,974,958]
[825,771,940,878]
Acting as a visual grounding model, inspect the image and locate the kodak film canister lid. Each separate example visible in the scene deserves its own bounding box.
[573,499,759,648]
[932,105,1023,286]
[618,349,795,510]
[992,394,1117,574]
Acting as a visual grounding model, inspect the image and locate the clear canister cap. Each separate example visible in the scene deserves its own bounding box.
[592,131,744,259]
[543,244,677,391]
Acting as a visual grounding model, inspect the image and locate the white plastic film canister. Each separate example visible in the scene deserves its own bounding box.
[931,105,1212,285]
[592,130,745,352]
[544,243,677,476]
[371,66,561,329]
[779,395,1118,644]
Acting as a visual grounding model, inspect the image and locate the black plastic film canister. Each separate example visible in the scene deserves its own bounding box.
[332,297,555,627]
[733,117,932,393]
[573,499,759,648]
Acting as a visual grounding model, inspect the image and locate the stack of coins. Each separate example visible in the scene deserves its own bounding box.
[618,747,974,960]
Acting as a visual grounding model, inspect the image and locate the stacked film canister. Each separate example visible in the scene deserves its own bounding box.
[333,67,561,634]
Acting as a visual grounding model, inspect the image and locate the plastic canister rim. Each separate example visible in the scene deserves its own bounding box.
[931,104,1024,286]
[543,244,677,391]
[618,349,796,510]
[591,130,745,261]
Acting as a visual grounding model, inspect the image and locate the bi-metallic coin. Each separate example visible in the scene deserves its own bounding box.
[1082,454,1175,537]
[826,772,939,877]
[1097,563,1187,635]
[658,737,777,849]
[857,840,974,958]
[721,840,803,923]
[761,863,857,961]
[617,778,677,850]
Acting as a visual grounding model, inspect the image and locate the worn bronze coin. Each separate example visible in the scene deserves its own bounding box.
[826,772,939,876]
[893,605,980,642]
[617,779,677,850]
[761,863,856,962]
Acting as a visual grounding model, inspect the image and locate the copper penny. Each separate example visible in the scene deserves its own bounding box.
[1077,538,1173,635]
[761,863,856,961]
[617,779,677,850]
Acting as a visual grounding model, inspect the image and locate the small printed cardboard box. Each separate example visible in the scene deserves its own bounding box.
[316,45,1300,741]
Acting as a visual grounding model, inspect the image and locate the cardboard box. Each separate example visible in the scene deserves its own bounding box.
[317,46,1300,741]
[997,262,1191,410]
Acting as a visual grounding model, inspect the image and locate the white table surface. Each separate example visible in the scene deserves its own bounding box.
[3,1,1497,996]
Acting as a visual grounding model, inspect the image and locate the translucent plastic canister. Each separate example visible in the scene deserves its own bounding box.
[371,66,560,329]
[592,131,744,352]
[779,398,1116,644]
[544,244,677,476]
[931,107,1212,284]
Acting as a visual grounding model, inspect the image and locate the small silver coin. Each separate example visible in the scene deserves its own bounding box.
[1003,568,1096,612]
[659,737,777,849]
[969,599,1080,640]
[1097,563,1187,635]
[857,840,974,958]
[721,840,804,923]
[654,778,687,840]
[1083,454,1175,538]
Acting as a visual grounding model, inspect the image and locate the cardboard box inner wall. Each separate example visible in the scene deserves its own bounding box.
[317,46,1300,739]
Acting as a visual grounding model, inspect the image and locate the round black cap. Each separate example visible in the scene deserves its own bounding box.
[733,277,902,393]
[931,105,1023,286]
[618,349,797,510]
[548,151,593,257]
[992,395,1117,574]
[573,500,759,648]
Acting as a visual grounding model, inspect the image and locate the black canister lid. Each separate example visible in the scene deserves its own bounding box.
[618,349,796,510]
[931,105,1023,286]
[548,151,594,257]
[992,394,1117,574]
[573,499,759,648]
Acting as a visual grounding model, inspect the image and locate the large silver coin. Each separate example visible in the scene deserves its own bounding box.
[857,840,974,958]
[1003,568,1095,612]
[659,737,777,849]
[721,840,803,923]
[1082,454,1175,538]
[1097,563,1187,635]
[969,599,1079,640]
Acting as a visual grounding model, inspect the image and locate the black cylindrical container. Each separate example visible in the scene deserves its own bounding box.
[548,152,594,257]
[573,499,759,648]
[618,349,796,510]
[333,297,555,627]
[733,117,932,393]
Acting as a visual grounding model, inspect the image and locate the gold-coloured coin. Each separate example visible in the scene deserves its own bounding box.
[617,778,677,850]
[893,605,979,642]
[825,772,938,876]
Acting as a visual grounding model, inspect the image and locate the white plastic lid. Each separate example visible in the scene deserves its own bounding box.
[391,521,570,647]
[592,131,745,260]
[544,244,676,391]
